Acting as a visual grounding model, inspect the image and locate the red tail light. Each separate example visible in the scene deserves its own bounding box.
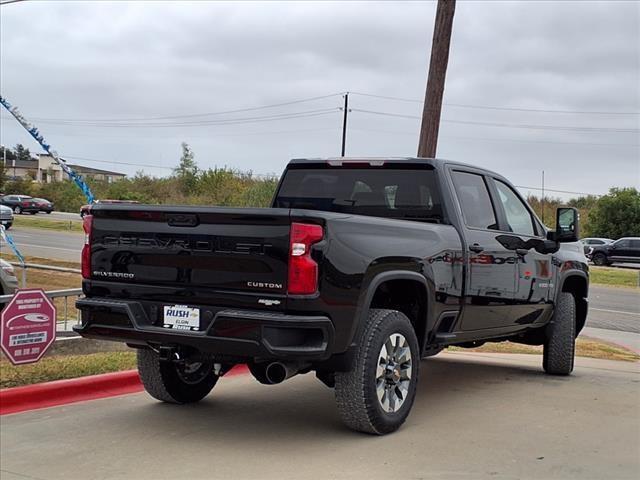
[81,214,93,279]
[287,222,323,295]
[21,201,29,207]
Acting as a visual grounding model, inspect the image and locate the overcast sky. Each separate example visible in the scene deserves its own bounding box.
[1,0,638,199]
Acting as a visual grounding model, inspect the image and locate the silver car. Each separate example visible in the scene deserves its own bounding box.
[0,204,13,229]
[0,258,19,299]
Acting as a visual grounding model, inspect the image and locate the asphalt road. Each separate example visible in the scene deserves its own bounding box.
[1,352,638,480]
[587,285,639,333]
[0,226,83,262]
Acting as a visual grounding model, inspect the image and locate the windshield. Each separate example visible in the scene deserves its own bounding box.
[274,166,443,223]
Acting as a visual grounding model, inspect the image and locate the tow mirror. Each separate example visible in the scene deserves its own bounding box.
[550,207,579,243]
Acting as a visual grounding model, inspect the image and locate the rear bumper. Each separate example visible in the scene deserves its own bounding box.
[74,297,335,361]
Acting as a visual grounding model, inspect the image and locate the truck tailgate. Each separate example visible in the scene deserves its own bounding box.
[88,206,290,297]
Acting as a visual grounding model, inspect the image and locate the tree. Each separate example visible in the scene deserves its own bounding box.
[0,161,6,191]
[14,144,32,163]
[173,142,199,194]
[586,188,640,238]
[0,145,17,164]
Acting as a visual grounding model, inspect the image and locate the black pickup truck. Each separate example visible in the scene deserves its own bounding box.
[75,158,588,434]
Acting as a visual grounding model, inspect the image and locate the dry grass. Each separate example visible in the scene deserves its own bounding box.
[449,338,639,362]
[12,215,83,233]
[1,253,80,270]
[0,352,136,389]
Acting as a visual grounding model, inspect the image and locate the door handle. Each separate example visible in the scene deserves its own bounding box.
[469,244,484,253]
[515,248,528,256]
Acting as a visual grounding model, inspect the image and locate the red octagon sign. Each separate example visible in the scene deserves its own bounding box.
[1,289,56,365]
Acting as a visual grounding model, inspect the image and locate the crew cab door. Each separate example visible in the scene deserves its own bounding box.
[450,170,517,330]
[487,177,554,326]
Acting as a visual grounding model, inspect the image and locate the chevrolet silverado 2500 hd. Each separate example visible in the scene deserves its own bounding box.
[75,158,588,434]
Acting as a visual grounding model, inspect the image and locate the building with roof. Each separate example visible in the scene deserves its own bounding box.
[3,154,125,183]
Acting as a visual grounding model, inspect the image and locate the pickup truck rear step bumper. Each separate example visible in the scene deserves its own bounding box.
[75,298,335,361]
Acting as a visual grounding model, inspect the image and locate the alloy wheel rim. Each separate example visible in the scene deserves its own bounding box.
[176,360,211,385]
[376,333,412,413]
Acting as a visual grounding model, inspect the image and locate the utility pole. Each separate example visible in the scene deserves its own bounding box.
[541,170,545,224]
[417,0,456,158]
[341,92,349,157]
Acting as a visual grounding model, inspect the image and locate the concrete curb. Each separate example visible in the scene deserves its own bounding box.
[0,364,249,416]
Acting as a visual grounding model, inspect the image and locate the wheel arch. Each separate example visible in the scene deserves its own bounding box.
[558,272,589,335]
[353,271,431,353]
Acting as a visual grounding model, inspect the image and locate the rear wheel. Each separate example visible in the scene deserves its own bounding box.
[335,309,419,435]
[543,292,576,375]
[137,349,219,404]
[592,252,609,266]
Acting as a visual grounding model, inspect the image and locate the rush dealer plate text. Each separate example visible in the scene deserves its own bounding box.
[163,305,200,331]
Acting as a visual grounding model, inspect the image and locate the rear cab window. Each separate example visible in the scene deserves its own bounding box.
[450,171,498,230]
[274,164,444,223]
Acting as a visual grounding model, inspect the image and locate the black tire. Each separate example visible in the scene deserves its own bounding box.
[29,211,37,215]
[543,292,576,375]
[4,223,11,230]
[13,206,22,214]
[46,211,52,214]
[592,252,609,266]
[137,349,218,404]
[335,309,420,435]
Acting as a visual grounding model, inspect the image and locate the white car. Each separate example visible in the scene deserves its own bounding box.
[0,204,14,229]
[580,237,614,255]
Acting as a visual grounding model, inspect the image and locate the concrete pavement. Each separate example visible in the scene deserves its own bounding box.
[582,327,640,354]
[1,352,639,480]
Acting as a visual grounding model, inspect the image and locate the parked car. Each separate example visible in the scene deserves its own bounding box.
[580,237,614,255]
[0,259,19,300]
[75,157,588,435]
[587,237,640,266]
[80,199,140,217]
[32,198,54,214]
[0,204,13,229]
[0,195,40,215]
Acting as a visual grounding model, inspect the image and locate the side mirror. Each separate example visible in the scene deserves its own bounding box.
[550,207,579,243]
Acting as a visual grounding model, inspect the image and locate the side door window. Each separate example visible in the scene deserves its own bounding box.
[494,180,536,237]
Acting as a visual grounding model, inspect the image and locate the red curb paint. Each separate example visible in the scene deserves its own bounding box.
[0,364,249,415]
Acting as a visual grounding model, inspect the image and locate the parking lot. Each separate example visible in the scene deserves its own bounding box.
[2,352,638,480]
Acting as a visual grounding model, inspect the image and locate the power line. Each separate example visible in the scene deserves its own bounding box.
[350,127,639,148]
[0,0,28,5]
[20,93,344,123]
[350,91,640,115]
[63,155,173,171]
[515,185,600,197]
[63,155,280,178]
[350,108,640,133]
[10,108,341,128]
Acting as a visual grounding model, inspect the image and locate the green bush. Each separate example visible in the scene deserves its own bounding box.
[1,167,279,212]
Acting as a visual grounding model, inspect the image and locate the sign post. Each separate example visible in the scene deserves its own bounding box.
[1,289,56,365]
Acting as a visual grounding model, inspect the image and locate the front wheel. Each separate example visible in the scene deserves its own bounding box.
[137,349,219,404]
[543,292,576,375]
[13,206,22,214]
[592,252,609,266]
[335,309,419,435]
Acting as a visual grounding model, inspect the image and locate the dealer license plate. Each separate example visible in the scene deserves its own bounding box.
[163,305,200,331]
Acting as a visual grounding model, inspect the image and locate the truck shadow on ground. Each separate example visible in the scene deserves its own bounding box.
[115,354,565,440]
